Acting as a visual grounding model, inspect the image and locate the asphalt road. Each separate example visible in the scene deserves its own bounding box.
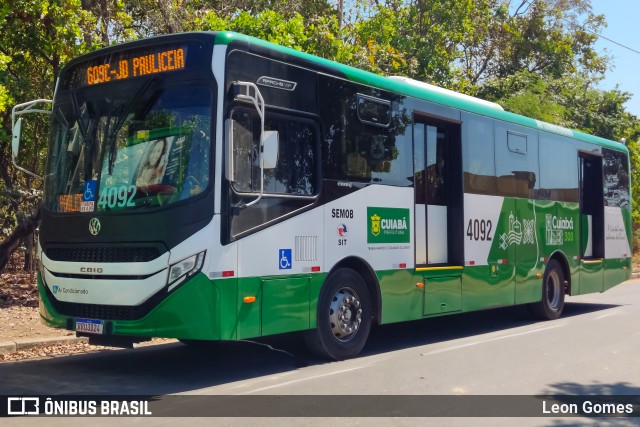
[3,279,640,426]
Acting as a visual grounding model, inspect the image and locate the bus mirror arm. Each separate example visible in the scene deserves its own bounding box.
[230,82,267,208]
[11,99,52,180]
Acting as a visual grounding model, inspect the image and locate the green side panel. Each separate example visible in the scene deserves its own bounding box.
[237,276,261,339]
[39,273,238,340]
[540,201,580,294]
[261,277,310,336]
[580,260,604,294]
[462,198,583,309]
[604,258,631,291]
[463,199,516,311]
[623,207,633,252]
[554,202,580,295]
[237,274,325,339]
[308,273,325,329]
[514,198,544,304]
[378,269,423,324]
[38,277,69,330]
[424,274,462,315]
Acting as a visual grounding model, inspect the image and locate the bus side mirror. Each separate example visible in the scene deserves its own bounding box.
[262,130,279,170]
[12,118,23,160]
[11,99,51,180]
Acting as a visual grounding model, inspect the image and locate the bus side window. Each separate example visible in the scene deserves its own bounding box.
[230,111,258,193]
[318,75,412,187]
[230,109,318,197]
[228,109,319,239]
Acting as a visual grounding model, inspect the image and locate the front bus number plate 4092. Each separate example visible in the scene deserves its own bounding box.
[76,318,104,335]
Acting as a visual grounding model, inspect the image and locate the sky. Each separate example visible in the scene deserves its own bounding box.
[590,0,640,117]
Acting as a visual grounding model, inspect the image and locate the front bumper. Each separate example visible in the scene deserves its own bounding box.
[38,272,238,341]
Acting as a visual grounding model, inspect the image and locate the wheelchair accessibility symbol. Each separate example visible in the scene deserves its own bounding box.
[82,180,97,202]
[279,249,292,270]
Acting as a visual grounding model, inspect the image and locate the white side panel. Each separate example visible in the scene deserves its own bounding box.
[415,204,426,265]
[464,193,504,266]
[325,185,414,272]
[427,205,448,264]
[235,185,414,278]
[584,214,593,257]
[605,206,631,258]
[237,206,325,278]
[44,269,167,306]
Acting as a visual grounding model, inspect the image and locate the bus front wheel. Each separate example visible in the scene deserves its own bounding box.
[529,259,565,320]
[305,268,372,360]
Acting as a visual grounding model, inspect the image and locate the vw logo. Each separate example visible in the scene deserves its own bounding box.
[88,218,101,236]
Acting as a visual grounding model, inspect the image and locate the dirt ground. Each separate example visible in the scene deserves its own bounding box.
[0,255,92,361]
[0,255,69,342]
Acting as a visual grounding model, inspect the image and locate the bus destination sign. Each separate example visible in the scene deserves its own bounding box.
[84,47,186,86]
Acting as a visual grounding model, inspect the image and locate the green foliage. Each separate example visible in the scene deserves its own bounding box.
[1,0,640,249]
[0,53,12,115]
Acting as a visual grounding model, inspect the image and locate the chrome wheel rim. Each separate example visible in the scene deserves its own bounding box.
[328,287,362,342]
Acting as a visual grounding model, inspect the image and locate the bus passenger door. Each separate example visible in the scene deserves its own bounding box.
[578,153,604,293]
[413,119,463,315]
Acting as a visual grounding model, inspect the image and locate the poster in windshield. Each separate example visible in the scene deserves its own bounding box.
[58,128,205,213]
[49,83,212,214]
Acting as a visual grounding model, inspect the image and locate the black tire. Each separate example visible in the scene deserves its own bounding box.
[304,268,373,360]
[529,259,565,320]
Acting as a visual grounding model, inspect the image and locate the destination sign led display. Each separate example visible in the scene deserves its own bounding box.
[85,48,186,86]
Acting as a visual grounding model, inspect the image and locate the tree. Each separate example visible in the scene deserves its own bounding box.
[0,0,91,271]
[458,0,608,90]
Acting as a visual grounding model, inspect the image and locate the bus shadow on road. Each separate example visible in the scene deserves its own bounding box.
[360,301,620,358]
[0,301,619,396]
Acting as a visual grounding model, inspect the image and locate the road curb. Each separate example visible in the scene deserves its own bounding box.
[631,271,640,280]
[0,336,88,355]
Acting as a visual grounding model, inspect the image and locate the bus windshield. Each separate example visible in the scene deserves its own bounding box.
[44,80,212,213]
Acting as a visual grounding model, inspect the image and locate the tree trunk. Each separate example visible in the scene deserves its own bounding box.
[0,208,41,273]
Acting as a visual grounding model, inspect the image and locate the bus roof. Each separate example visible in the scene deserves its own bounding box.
[214,31,627,153]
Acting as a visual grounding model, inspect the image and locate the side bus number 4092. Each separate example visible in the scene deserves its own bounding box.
[467,219,492,241]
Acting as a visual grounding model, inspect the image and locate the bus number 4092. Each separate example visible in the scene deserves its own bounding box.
[467,219,492,241]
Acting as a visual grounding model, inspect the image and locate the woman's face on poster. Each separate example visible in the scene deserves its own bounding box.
[148,140,164,165]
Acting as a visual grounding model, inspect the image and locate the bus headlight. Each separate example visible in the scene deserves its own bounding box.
[167,251,206,291]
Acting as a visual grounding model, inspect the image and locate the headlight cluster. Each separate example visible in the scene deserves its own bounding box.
[167,251,206,291]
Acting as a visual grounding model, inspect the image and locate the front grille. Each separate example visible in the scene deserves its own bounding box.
[45,246,163,263]
[45,286,165,321]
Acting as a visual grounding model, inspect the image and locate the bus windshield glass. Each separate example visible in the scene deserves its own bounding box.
[44,80,212,213]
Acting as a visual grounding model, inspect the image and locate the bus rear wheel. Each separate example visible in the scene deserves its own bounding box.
[529,259,565,320]
[304,268,372,360]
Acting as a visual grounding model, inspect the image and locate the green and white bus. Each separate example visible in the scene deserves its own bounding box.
[13,32,632,360]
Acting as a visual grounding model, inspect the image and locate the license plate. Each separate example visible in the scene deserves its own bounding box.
[76,318,104,335]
